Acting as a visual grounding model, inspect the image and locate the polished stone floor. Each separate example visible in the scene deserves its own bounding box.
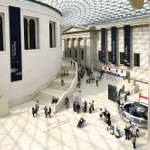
[0,71,148,150]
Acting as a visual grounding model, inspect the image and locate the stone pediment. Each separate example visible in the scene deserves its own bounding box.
[63,26,89,33]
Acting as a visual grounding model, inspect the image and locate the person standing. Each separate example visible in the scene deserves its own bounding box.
[35,101,39,114]
[61,79,64,86]
[76,102,80,113]
[124,93,127,101]
[96,79,98,86]
[124,125,128,140]
[84,100,87,112]
[73,101,76,112]
[44,106,48,118]
[65,97,69,108]
[122,85,125,93]
[106,118,111,130]
[139,93,142,101]
[32,107,35,117]
[70,60,72,66]
[89,102,92,114]
[48,107,51,118]
[91,100,94,111]
[117,96,120,109]
[132,134,136,149]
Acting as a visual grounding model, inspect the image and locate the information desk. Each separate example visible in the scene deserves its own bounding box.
[119,101,148,128]
[0,96,9,117]
[102,65,127,77]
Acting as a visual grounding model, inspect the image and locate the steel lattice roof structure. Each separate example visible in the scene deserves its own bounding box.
[33,0,149,28]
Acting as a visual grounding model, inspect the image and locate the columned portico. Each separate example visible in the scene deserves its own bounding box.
[62,26,96,69]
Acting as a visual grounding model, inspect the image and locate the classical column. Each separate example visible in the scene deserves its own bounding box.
[84,38,87,67]
[71,38,74,59]
[64,39,67,57]
[66,39,69,57]
[77,38,80,65]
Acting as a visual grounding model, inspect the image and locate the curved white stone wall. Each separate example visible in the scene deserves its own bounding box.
[0,0,62,107]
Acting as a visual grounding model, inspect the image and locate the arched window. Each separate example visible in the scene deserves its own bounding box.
[0,16,3,51]
[49,21,56,48]
[49,23,52,48]
[24,17,39,50]
[29,19,36,49]
[24,18,28,49]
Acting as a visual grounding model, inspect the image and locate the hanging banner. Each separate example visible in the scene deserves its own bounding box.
[111,27,117,64]
[124,25,130,67]
[101,28,106,63]
[9,6,22,81]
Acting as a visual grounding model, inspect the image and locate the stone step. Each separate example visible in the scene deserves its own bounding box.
[33,92,53,101]
[48,81,71,91]
[61,66,76,70]
[32,58,75,110]
[33,92,53,107]
[57,73,75,79]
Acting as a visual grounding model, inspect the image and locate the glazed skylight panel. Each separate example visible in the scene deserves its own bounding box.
[36,0,150,28]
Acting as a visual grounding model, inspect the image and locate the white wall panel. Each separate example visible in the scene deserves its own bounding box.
[0,0,62,106]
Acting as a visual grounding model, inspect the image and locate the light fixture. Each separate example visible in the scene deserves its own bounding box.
[129,0,150,9]
[129,0,144,10]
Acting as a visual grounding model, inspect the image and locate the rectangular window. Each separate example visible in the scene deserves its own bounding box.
[108,51,111,62]
[120,52,124,64]
[49,21,56,48]
[98,51,101,61]
[75,50,77,58]
[134,53,140,67]
[81,50,84,59]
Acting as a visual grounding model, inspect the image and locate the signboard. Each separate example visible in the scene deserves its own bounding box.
[101,28,106,63]
[124,25,130,67]
[111,27,117,64]
[9,6,22,81]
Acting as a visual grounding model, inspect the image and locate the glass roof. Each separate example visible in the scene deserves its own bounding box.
[36,0,150,28]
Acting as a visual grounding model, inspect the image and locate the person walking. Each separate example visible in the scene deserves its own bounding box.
[132,134,136,149]
[84,100,87,112]
[124,125,128,140]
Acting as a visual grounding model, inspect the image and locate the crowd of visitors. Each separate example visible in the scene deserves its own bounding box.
[31,59,144,149]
